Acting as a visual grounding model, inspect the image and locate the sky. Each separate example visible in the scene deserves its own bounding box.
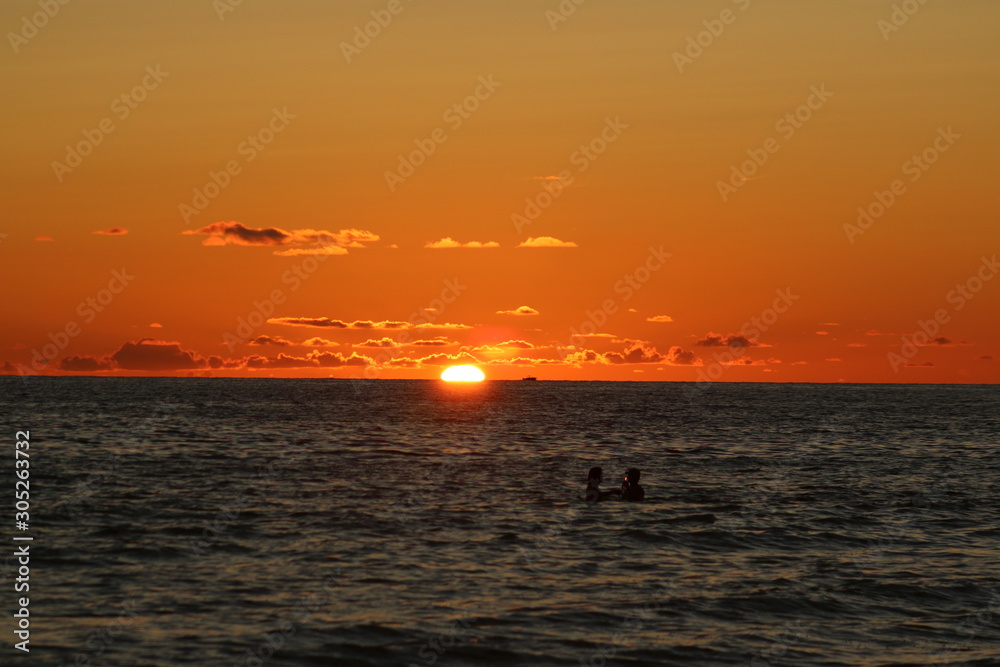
[2,0,998,382]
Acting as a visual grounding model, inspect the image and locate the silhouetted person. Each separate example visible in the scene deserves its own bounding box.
[585,466,620,502]
[621,468,645,501]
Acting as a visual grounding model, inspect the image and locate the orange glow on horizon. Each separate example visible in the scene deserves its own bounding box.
[0,2,998,383]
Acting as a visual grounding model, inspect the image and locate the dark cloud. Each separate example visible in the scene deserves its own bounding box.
[411,337,456,347]
[269,317,464,330]
[111,339,206,371]
[182,222,379,256]
[310,351,370,368]
[92,227,129,236]
[696,333,760,349]
[666,346,698,365]
[605,343,666,365]
[185,221,288,246]
[57,355,113,372]
[249,336,292,347]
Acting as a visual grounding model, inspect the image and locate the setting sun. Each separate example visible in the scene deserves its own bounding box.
[440,365,486,382]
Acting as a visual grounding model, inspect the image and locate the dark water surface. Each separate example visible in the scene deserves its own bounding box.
[2,378,999,666]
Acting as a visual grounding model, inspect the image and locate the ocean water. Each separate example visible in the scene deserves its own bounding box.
[2,378,999,666]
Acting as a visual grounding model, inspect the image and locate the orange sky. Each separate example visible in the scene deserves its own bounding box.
[2,0,998,382]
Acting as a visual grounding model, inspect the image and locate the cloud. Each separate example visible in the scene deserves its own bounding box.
[497,306,539,316]
[303,337,338,347]
[0,361,21,375]
[646,315,674,323]
[413,322,473,330]
[273,246,348,257]
[183,222,378,256]
[93,227,128,236]
[424,237,500,249]
[605,343,665,365]
[905,361,934,367]
[496,339,534,349]
[111,339,206,371]
[269,317,472,332]
[921,337,971,347]
[847,343,866,347]
[816,331,830,335]
[409,352,481,367]
[248,336,292,347]
[564,349,605,365]
[241,351,371,369]
[722,358,767,366]
[410,337,457,347]
[695,333,763,349]
[149,323,163,329]
[357,337,399,348]
[34,235,54,242]
[825,358,842,362]
[56,355,114,372]
[865,330,897,336]
[269,318,398,329]
[309,351,370,367]
[666,346,698,365]
[386,358,421,368]
[517,236,578,248]
[977,355,993,361]
[574,332,617,339]
[244,353,313,369]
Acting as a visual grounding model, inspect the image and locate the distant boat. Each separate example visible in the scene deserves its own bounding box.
[521,376,538,381]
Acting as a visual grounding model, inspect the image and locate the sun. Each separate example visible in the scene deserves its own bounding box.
[440,365,486,382]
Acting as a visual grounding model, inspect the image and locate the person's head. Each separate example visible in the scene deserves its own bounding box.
[588,466,603,484]
[624,468,641,485]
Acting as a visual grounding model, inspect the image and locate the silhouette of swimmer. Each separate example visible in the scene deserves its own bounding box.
[585,467,621,502]
[620,468,645,501]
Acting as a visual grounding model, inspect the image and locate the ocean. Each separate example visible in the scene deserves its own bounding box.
[2,378,999,666]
